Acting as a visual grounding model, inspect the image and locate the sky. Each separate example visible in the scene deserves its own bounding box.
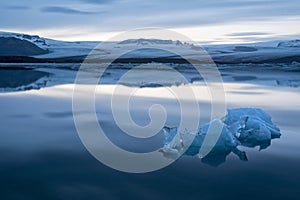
[0,0,300,44]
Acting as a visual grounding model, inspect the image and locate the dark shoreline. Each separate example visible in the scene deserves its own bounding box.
[1,55,300,64]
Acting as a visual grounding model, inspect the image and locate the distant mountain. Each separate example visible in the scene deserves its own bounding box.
[0,31,299,64]
[277,40,300,48]
[0,31,99,58]
[0,37,49,56]
[118,38,183,46]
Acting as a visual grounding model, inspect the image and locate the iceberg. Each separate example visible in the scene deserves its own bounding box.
[159,108,281,166]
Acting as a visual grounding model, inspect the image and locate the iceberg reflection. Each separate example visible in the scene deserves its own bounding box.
[160,108,281,166]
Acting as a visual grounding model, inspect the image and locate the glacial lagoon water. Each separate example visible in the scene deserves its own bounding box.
[0,66,300,199]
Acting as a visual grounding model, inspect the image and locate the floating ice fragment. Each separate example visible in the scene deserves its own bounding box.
[160,108,281,166]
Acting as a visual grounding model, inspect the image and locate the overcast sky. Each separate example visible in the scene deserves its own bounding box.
[0,0,300,43]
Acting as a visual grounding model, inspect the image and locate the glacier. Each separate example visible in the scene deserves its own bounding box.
[160,108,281,166]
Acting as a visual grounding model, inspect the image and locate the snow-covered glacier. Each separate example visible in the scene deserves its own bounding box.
[160,108,281,166]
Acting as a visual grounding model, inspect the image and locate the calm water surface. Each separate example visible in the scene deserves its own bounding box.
[1,78,300,200]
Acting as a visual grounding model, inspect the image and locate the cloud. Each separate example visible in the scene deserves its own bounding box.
[41,6,97,15]
[2,5,30,10]
[78,0,115,4]
[227,32,271,37]
[1,0,300,42]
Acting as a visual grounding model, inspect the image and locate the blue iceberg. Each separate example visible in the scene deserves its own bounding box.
[159,108,281,166]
